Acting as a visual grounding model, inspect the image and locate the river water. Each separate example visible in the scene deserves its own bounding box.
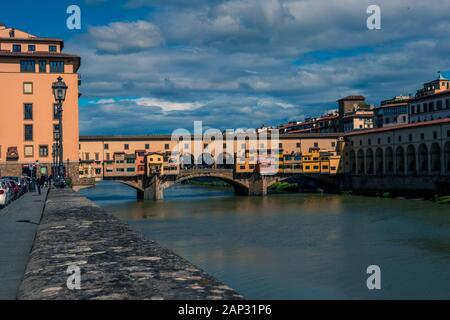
[80,181,450,299]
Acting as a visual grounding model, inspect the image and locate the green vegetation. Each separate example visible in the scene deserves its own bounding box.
[436,196,450,205]
[268,182,299,193]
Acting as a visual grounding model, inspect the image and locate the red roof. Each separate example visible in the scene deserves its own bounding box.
[337,95,366,102]
[0,51,79,59]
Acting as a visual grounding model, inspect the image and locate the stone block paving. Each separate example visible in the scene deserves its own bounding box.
[18,189,243,300]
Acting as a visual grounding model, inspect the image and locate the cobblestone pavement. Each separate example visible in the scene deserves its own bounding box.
[0,189,48,300]
[18,189,243,300]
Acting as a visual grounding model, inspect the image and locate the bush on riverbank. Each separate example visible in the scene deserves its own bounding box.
[269,182,299,193]
[436,196,450,205]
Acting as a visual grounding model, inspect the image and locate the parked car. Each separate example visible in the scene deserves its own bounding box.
[2,176,27,195]
[0,180,13,208]
[6,180,20,200]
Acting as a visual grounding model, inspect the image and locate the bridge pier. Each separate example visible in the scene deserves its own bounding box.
[247,174,269,196]
[141,175,165,201]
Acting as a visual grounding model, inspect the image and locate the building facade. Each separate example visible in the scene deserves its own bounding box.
[0,24,81,181]
[78,134,344,179]
[375,96,411,128]
[344,118,450,176]
[409,90,450,124]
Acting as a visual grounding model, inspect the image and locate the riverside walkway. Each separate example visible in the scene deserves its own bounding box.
[0,189,48,300]
[18,188,242,300]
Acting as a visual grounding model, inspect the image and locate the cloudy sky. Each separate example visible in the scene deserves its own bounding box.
[3,0,450,134]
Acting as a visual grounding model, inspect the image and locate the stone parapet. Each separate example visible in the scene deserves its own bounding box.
[18,189,243,300]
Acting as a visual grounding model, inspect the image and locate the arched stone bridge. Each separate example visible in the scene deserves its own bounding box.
[112,169,341,200]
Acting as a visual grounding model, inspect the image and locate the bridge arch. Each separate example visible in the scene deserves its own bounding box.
[172,173,249,195]
[418,144,428,174]
[366,148,374,175]
[375,147,383,175]
[357,149,365,174]
[406,145,416,175]
[396,146,405,174]
[385,147,394,174]
[430,143,441,174]
[349,150,356,174]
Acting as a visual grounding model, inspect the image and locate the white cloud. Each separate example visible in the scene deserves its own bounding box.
[121,97,204,112]
[87,20,164,54]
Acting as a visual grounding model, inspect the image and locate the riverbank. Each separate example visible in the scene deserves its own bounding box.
[18,188,243,300]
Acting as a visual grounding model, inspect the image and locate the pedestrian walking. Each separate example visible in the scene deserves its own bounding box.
[36,177,41,195]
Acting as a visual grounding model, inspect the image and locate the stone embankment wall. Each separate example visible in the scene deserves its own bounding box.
[18,189,243,300]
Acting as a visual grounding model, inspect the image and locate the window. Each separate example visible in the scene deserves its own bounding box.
[398,136,402,142]
[421,133,425,140]
[145,144,150,149]
[314,142,319,148]
[20,60,35,72]
[446,99,450,109]
[104,144,109,150]
[124,144,129,150]
[49,45,57,52]
[39,145,49,157]
[388,137,391,143]
[165,144,170,150]
[296,143,301,148]
[95,153,100,161]
[28,45,36,52]
[53,104,59,120]
[13,44,21,52]
[85,153,90,161]
[377,138,381,144]
[331,142,336,147]
[38,60,46,72]
[24,145,33,157]
[437,100,443,110]
[23,82,33,94]
[433,132,438,139]
[53,124,60,140]
[49,61,64,73]
[127,168,135,172]
[409,134,413,142]
[24,125,33,141]
[24,104,33,120]
[106,153,110,161]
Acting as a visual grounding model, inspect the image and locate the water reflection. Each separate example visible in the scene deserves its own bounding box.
[80,181,450,299]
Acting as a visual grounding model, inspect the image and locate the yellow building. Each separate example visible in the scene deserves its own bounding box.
[0,24,81,181]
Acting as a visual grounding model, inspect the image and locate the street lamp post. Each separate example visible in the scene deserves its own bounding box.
[52,77,68,181]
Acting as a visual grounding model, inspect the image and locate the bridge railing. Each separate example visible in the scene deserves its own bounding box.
[179,168,234,175]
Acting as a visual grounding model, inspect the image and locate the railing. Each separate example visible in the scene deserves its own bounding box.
[179,168,234,176]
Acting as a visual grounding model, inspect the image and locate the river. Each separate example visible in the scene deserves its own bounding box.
[80,181,450,299]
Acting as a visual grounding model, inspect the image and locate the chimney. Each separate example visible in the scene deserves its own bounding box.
[0,22,6,29]
[9,28,15,38]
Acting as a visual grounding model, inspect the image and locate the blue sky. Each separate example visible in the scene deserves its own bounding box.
[2,0,450,135]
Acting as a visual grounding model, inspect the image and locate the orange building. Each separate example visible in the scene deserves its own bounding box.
[0,24,81,181]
